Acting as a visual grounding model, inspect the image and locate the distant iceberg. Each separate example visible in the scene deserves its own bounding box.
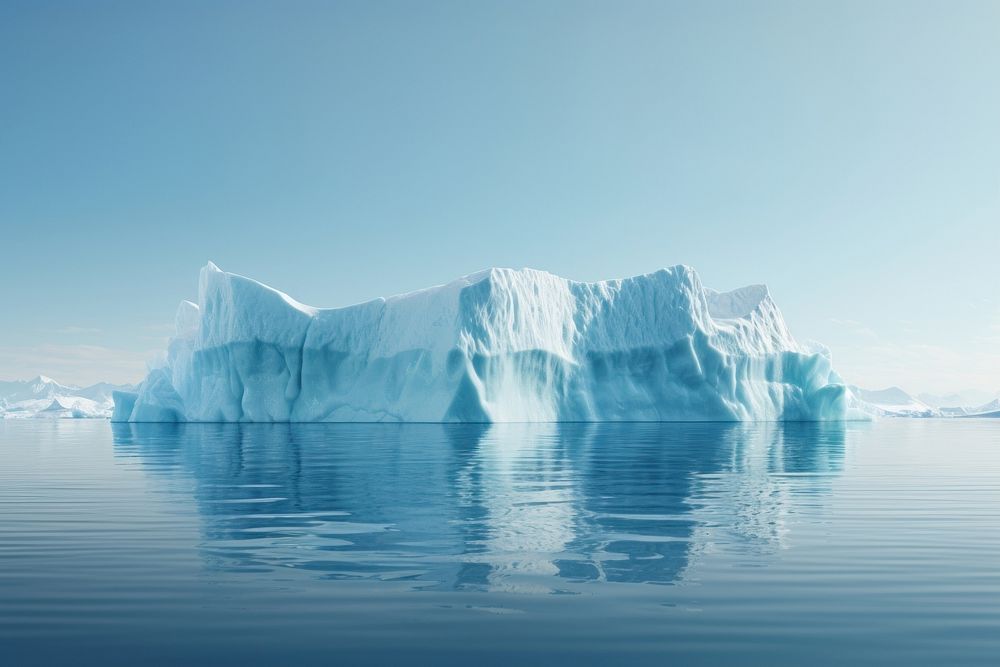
[849,385,1000,419]
[0,375,130,419]
[849,386,939,418]
[113,263,854,423]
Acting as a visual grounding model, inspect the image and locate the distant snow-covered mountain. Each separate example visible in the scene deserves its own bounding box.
[850,386,938,418]
[969,398,1000,414]
[0,376,134,419]
[851,385,1000,419]
[954,398,1000,418]
[917,390,996,410]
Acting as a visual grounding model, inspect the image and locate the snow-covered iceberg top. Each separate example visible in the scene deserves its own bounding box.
[113,263,854,422]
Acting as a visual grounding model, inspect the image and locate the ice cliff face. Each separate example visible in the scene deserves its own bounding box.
[113,263,851,422]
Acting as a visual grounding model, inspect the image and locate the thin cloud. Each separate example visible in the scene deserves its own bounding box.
[833,339,1000,395]
[827,318,878,339]
[41,326,103,335]
[0,344,153,386]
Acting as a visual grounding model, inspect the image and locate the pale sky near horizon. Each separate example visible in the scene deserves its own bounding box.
[1,0,998,395]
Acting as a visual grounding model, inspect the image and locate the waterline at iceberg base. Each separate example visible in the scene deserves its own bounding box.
[113,263,853,423]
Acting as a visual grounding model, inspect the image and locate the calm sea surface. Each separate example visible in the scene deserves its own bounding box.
[1,420,999,665]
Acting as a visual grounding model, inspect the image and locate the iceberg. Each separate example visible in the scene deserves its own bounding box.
[113,263,853,423]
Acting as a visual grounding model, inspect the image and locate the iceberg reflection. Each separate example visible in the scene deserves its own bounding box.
[112,421,847,592]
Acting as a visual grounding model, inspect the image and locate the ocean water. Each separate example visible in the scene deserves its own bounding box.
[1,420,998,666]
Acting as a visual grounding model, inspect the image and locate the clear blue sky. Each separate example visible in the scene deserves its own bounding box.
[1,0,998,394]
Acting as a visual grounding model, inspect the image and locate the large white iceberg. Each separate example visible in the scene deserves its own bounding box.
[113,263,852,422]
